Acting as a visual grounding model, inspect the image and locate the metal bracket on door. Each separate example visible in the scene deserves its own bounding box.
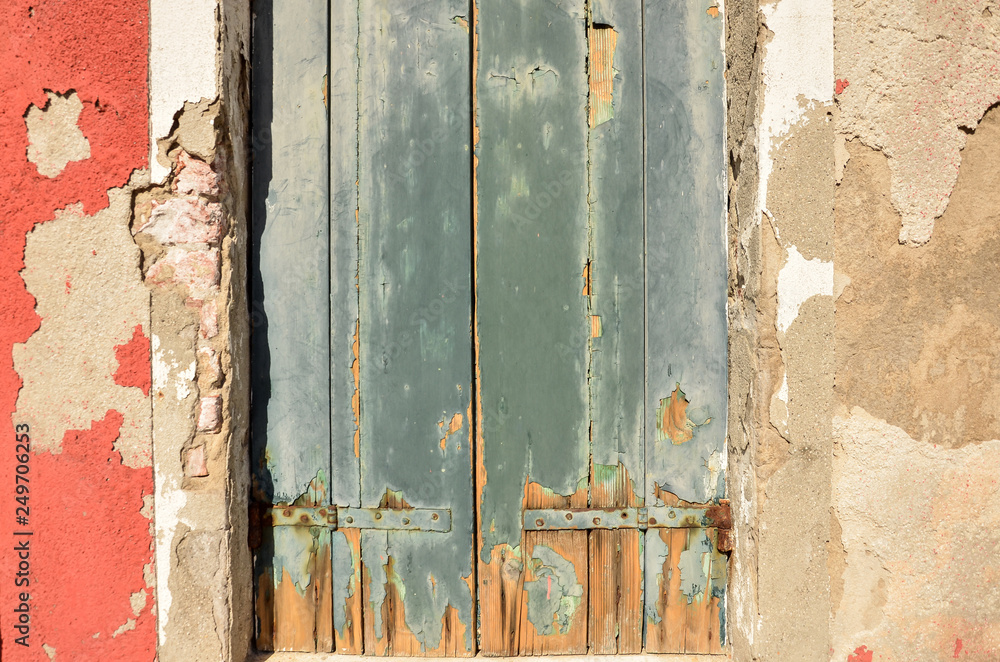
[523,499,731,533]
[268,505,452,532]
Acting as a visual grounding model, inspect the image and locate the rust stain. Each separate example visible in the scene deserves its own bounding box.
[581,262,591,295]
[705,499,733,530]
[323,74,329,108]
[439,412,464,451]
[588,25,618,128]
[706,6,720,18]
[656,384,709,444]
[352,320,360,458]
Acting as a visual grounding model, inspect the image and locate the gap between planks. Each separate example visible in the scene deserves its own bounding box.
[253,654,731,662]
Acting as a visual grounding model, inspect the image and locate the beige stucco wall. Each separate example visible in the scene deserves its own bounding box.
[727,0,1000,660]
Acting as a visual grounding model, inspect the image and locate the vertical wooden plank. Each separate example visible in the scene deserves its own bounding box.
[518,485,589,655]
[330,0,365,652]
[588,465,643,654]
[643,0,728,651]
[357,0,475,655]
[586,0,646,652]
[250,0,333,651]
[644,528,686,652]
[474,0,592,653]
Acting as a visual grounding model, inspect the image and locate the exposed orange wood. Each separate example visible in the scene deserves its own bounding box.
[645,526,725,654]
[273,566,318,651]
[645,528,685,653]
[335,529,364,654]
[588,25,617,128]
[517,481,588,655]
[364,555,473,657]
[314,541,335,651]
[589,463,642,653]
[479,543,525,656]
[518,529,588,655]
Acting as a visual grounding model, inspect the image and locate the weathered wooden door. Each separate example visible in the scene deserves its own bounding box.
[251,0,728,656]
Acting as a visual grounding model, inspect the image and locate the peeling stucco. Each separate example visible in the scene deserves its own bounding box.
[24,91,91,178]
[836,0,1000,245]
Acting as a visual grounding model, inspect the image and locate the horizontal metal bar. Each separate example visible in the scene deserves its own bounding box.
[271,506,339,528]
[524,508,642,531]
[338,507,451,532]
[268,506,451,532]
[524,501,731,531]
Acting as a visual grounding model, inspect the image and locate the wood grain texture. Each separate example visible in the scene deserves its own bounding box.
[518,484,589,655]
[332,529,364,653]
[642,0,727,505]
[357,0,475,654]
[330,0,364,653]
[641,2,727,651]
[586,1,646,652]
[645,528,726,654]
[588,464,643,654]
[250,0,333,650]
[474,0,591,653]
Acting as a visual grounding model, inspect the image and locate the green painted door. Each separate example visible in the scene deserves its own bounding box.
[251,0,728,656]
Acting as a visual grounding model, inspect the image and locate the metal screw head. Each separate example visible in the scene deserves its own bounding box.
[648,517,658,526]
[345,516,354,524]
[299,514,310,524]
[593,517,601,526]
[402,518,411,526]
[668,510,676,519]
[374,512,382,520]
[535,518,545,527]
[565,512,573,520]
[621,511,628,518]
[431,513,439,521]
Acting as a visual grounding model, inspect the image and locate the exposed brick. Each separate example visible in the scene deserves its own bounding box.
[197,395,222,434]
[145,247,220,297]
[174,151,219,196]
[139,197,224,246]
[199,298,219,339]
[184,444,209,478]
[196,347,222,388]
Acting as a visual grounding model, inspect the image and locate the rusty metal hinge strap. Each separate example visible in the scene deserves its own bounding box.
[268,506,452,532]
[523,502,731,532]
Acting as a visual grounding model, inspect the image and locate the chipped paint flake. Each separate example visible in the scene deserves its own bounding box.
[678,530,712,601]
[656,384,710,445]
[776,245,833,333]
[524,545,584,636]
[24,91,92,178]
[588,25,617,128]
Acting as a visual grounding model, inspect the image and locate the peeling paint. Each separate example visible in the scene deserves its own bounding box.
[438,412,464,451]
[775,245,833,333]
[588,24,617,128]
[524,544,584,636]
[24,90,91,178]
[678,530,712,600]
[114,325,152,396]
[656,384,710,445]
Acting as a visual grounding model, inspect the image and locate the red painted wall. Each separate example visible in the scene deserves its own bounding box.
[1,1,154,659]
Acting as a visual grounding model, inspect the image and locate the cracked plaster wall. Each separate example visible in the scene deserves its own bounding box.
[1,0,250,660]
